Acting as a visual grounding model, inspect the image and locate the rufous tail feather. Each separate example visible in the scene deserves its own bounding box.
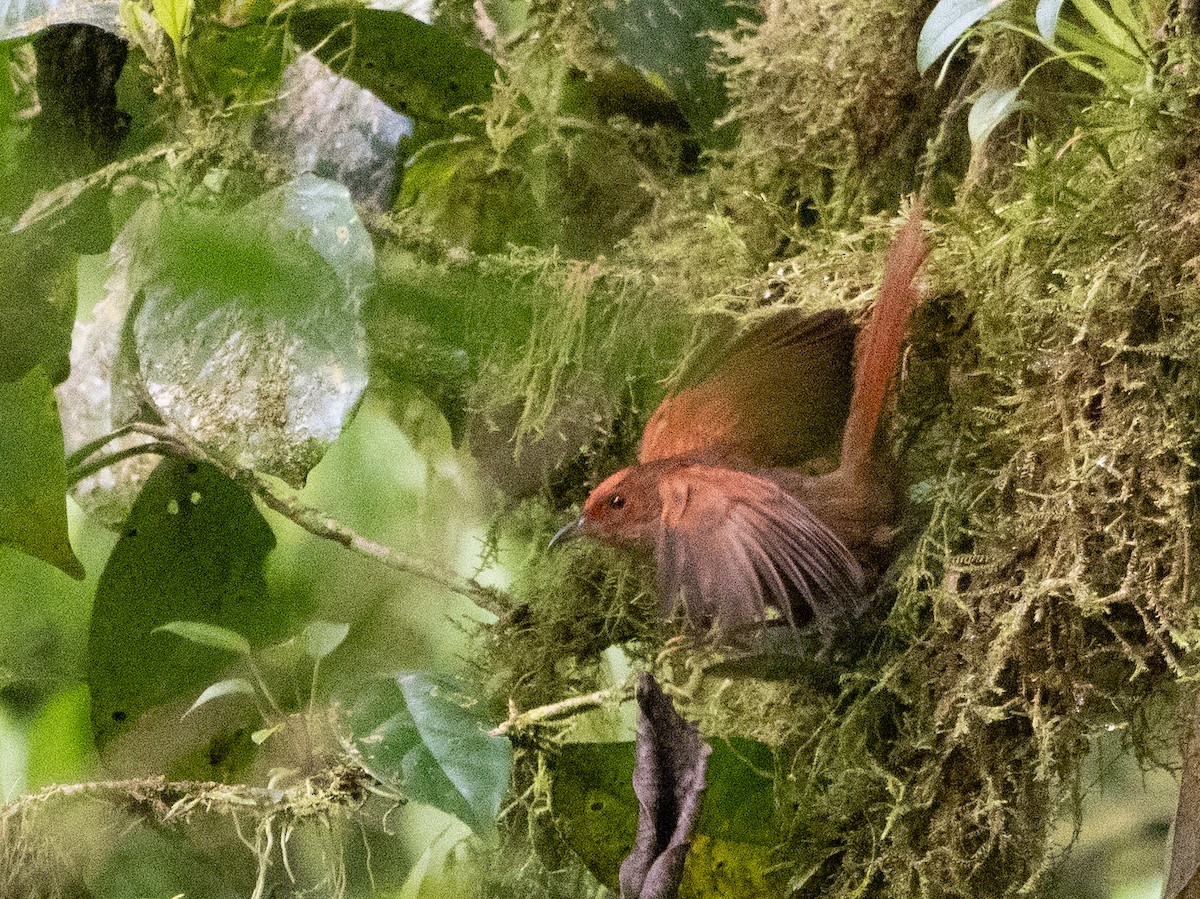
[838,195,928,477]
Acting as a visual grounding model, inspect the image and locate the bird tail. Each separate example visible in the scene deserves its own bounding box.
[838,195,928,477]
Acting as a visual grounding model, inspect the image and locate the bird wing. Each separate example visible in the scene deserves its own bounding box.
[638,308,856,467]
[653,466,867,641]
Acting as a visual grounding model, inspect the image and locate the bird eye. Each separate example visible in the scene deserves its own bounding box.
[609,493,626,510]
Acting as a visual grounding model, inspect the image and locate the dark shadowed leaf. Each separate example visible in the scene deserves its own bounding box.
[593,0,743,133]
[0,231,76,385]
[87,458,290,747]
[125,175,372,486]
[289,6,497,123]
[337,671,512,834]
[0,366,84,578]
[619,672,710,899]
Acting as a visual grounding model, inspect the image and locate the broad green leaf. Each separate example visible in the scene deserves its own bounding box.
[182,677,255,717]
[0,0,121,41]
[124,175,372,486]
[967,86,1023,145]
[0,230,76,385]
[337,672,512,834]
[189,18,287,106]
[91,824,240,899]
[592,0,744,133]
[1036,0,1066,41]
[150,0,188,50]
[0,366,83,578]
[25,683,95,789]
[302,620,350,660]
[552,738,784,896]
[88,458,291,748]
[289,7,497,122]
[917,0,1009,73]
[154,621,253,656]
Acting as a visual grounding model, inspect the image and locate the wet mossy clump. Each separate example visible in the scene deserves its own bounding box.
[400,4,1200,897]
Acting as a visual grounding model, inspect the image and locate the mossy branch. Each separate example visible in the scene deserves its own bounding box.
[488,681,634,737]
[0,769,368,825]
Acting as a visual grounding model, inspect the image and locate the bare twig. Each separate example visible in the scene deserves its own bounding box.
[488,682,634,737]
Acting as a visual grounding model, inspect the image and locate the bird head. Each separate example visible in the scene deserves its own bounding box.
[551,464,668,547]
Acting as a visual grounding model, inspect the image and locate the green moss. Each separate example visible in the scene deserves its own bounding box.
[713,0,937,228]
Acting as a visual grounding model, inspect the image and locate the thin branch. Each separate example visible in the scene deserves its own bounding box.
[67,440,184,487]
[125,423,511,616]
[488,682,633,737]
[64,422,145,470]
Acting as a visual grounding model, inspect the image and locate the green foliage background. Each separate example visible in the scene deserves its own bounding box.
[0,0,1196,895]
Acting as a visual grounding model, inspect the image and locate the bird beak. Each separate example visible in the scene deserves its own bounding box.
[549,517,585,548]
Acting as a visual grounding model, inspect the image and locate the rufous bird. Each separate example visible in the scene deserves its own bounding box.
[553,200,928,643]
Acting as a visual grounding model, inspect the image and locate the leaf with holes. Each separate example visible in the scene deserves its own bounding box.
[552,735,783,896]
[87,458,294,748]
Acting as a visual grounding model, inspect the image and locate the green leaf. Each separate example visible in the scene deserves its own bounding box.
[1036,0,1065,41]
[154,621,253,656]
[917,0,1010,73]
[551,738,784,895]
[0,230,77,385]
[188,18,287,106]
[88,458,292,749]
[337,672,512,834]
[967,86,1023,145]
[251,723,283,744]
[396,824,480,899]
[150,0,189,50]
[289,6,497,123]
[123,175,373,486]
[182,677,255,717]
[1055,18,1143,82]
[302,621,350,660]
[0,0,121,42]
[0,366,83,579]
[592,0,743,133]
[1069,0,1145,59]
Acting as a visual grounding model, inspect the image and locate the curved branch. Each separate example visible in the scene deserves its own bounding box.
[125,423,511,616]
[67,440,185,487]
